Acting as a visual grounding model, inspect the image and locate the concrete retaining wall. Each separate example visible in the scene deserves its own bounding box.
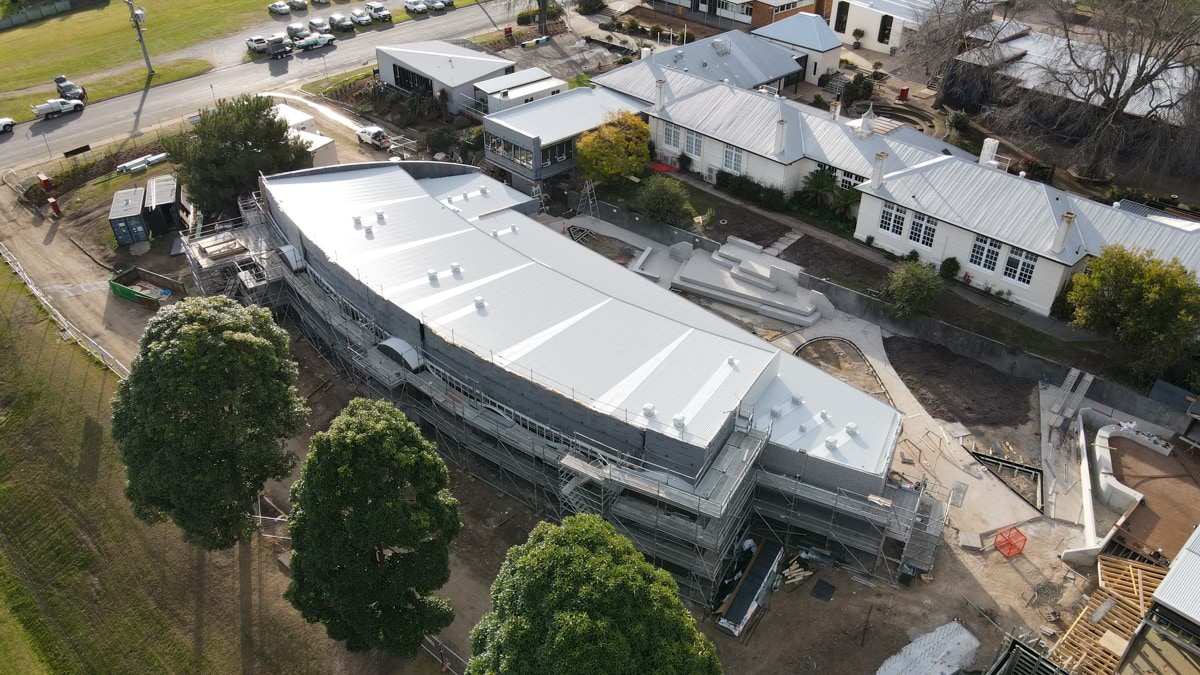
[795,270,1190,434]
[568,191,722,253]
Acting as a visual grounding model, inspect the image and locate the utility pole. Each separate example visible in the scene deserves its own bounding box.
[125,0,155,75]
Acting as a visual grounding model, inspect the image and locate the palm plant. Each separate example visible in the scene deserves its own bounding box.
[799,169,840,209]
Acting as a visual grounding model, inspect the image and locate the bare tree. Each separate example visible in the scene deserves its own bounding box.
[896,0,1020,84]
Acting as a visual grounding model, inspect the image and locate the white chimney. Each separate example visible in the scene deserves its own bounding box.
[774,118,787,157]
[1053,211,1075,253]
[831,101,841,122]
[978,138,999,166]
[641,46,652,60]
[655,79,666,113]
[871,151,888,189]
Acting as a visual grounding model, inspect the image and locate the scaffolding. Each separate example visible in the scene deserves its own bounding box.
[181,193,950,606]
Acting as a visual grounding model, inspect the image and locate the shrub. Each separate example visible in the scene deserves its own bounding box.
[516,5,561,25]
[452,116,472,130]
[617,56,633,64]
[810,94,831,111]
[625,17,641,33]
[649,23,663,39]
[864,235,874,247]
[939,256,961,280]
[904,249,920,262]
[727,174,762,202]
[638,175,691,226]
[760,185,787,212]
[426,129,456,152]
[677,153,692,172]
[946,110,970,136]
[577,0,606,14]
[852,28,865,40]
[817,73,832,87]
[887,261,942,318]
[715,169,733,190]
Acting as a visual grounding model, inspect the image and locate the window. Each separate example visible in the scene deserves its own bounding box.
[878,15,893,44]
[839,170,865,189]
[773,1,799,13]
[879,201,906,236]
[716,0,751,14]
[834,1,849,32]
[1003,247,1037,284]
[816,162,835,174]
[723,145,744,174]
[523,97,534,103]
[484,131,534,169]
[685,129,703,157]
[545,139,574,165]
[550,89,561,95]
[908,211,936,247]
[968,234,1001,271]
[664,122,681,149]
[392,65,433,94]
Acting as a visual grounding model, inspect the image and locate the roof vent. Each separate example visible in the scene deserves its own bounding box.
[702,60,708,68]
[643,403,657,418]
[474,296,486,308]
[1018,171,1027,179]
[491,229,499,237]
[352,215,362,228]
[462,191,469,200]
[727,356,739,367]
[479,184,488,194]
[824,437,838,450]
[511,225,519,233]
[770,404,784,418]
[427,269,438,282]
[845,422,859,436]
[820,410,829,420]
[791,395,803,405]
[451,261,461,273]
[375,208,386,224]
[673,414,686,429]
[797,423,807,433]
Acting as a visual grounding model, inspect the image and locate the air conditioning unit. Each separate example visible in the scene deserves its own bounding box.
[556,155,566,162]
[704,166,717,182]
[542,159,551,167]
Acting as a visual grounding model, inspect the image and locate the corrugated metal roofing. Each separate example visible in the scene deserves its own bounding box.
[1152,525,1200,622]
[109,187,144,219]
[483,87,645,144]
[273,103,313,128]
[964,19,1030,43]
[751,12,842,52]
[474,67,552,94]
[377,41,514,87]
[592,61,717,105]
[641,31,805,90]
[261,162,901,471]
[652,84,968,175]
[145,175,176,209]
[844,0,937,23]
[858,156,1200,272]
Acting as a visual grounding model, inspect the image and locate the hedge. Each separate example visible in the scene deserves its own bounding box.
[516,5,562,25]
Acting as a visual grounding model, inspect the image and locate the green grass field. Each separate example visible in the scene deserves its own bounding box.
[0,58,212,124]
[0,267,334,672]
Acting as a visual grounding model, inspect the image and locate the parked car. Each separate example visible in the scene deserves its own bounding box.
[312,0,330,4]
[31,98,84,120]
[246,35,270,52]
[428,0,445,9]
[267,1,290,13]
[349,7,372,24]
[404,0,427,12]
[53,76,86,101]
[307,17,330,32]
[294,32,336,50]
[0,117,14,133]
[328,13,354,30]
[357,126,391,148]
[363,1,391,20]
[286,0,307,10]
[287,22,311,38]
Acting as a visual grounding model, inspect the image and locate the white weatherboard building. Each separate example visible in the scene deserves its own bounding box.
[830,0,996,53]
[376,41,515,115]
[471,68,565,115]
[852,149,1200,316]
[185,161,948,602]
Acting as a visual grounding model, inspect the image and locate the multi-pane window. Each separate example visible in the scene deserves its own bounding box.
[685,129,703,157]
[723,145,744,174]
[816,162,835,174]
[484,131,534,169]
[664,122,681,149]
[839,170,866,189]
[773,1,798,12]
[879,201,906,236]
[968,234,1001,271]
[908,211,936,247]
[1004,247,1037,284]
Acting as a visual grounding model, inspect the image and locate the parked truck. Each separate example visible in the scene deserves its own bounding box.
[31,98,84,120]
[356,126,391,149]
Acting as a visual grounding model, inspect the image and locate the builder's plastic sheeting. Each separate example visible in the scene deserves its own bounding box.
[876,621,980,675]
[379,336,423,371]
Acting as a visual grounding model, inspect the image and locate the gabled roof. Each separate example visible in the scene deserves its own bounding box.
[474,67,552,95]
[857,155,1200,272]
[963,18,1030,43]
[377,41,514,87]
[650,84,970,176]
[641,31,805,90]
[592,60,717,104]
[751,12,842,53]
[483,86,646,144]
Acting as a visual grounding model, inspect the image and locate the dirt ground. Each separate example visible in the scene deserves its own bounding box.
[696,198,791,248]
[578,230,642,264]
[795,338,891,405]
[1109,437,1200,559]
[779,236,889,292]
[884,336,1042,467]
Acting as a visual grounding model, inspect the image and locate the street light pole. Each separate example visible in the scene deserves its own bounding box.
[125,0,155,75]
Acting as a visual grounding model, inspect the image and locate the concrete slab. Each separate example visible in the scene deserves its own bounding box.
[958,530,984,550]
[876,621,980,675]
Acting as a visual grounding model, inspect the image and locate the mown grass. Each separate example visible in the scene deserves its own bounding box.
[0,575,48,675]
[0,58,213,124]
[0,267,334,673]
[301,65,374,95]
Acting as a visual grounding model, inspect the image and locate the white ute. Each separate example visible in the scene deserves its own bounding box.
[356,126,391,149]
[31,98,84,120]
[0,117,14,133]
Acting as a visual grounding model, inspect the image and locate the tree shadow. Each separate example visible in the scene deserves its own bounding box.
[77,415,103,483]
[239,539,255,675]
[193,547,208,672]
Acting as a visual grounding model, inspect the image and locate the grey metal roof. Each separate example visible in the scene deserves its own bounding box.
[109,187,144,219]
[1152,525,1200,622]
[858,156,1200,271]
[751,12,842,52]
[377,41,514,87]
[652,84,969,175]
[842,0,940,23]
[642,31,805,89]
[474,67,552,95]
[145,175,176,209]
[483,87,645,144]
[963,19,1030,43]
[592,61,716,104]
[261,162,901,471]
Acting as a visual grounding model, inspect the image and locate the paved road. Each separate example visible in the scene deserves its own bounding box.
[0,0,521,169]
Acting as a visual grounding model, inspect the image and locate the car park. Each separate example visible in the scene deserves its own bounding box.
[349,7,372,24]
[308,17,330,32]
[267,2,291,14]
[0,117,13,133]
[286,0,307,10]
[287,22,311,39]
[328,13,354,30]
[404,0,426,12]
[363,1,391,20]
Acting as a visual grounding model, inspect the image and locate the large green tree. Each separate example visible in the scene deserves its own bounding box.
[112,296,308,550]
[286,398,461,655]
[1068,245,1200,378]
[467,515,721,675]
[164,94,311,216]
[575,111,650,184]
